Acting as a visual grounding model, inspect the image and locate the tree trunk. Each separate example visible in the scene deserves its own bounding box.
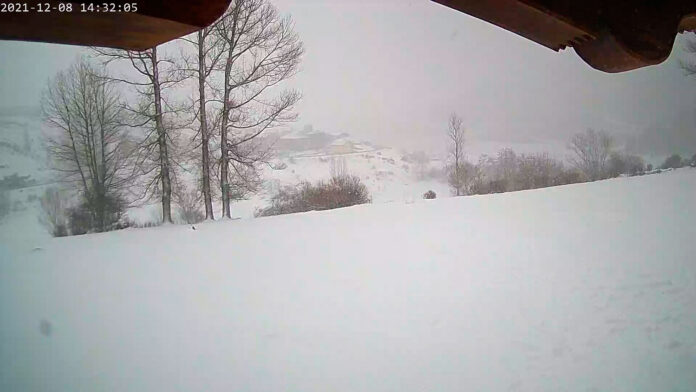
[220,106,230,218]
[198,31,214,220]
[152,46,173,224]
[220,49,233,219]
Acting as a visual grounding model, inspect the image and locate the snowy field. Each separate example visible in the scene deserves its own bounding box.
[1,168,696,391]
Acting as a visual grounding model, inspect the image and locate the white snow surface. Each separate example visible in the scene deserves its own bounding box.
[1,169,696,391]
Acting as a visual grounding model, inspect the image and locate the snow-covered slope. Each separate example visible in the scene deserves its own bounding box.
[0,112,47,182]
[1,168,695,391]
[228,130,450,218]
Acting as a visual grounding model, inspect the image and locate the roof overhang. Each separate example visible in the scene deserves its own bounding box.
[433,0,696,72]
[0,0,232,50]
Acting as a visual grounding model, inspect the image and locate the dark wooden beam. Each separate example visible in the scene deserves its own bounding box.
[0,0,232,50]
[433,0,696,72]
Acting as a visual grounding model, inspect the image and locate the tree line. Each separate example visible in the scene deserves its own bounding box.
[40,0,303,236]
[444,113,696,197]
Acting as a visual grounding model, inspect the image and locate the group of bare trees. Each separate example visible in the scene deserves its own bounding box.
[444,117,646,196]
[42,0,303,234]
[43,60,131,233]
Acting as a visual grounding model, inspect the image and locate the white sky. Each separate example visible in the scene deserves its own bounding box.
[1,0,695,156]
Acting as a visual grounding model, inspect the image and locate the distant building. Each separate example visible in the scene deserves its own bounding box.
[328,140,355,155]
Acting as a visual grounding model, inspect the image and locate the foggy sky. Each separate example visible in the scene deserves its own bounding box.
[1,0,695,156]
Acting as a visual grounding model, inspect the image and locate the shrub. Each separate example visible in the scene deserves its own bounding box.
[646,163,654,171]
[175,188,204,224]
[39,188,68,237]
[469,178,507,195]
[607,152,644,177]
[554,169,586,186]
[66,193,127,235]
[487,179,508,194]
[624,154,645,176]
[67,203,91,235]
[423,190,436,199]
[515,153,564,189]
[661,154,683,169]
[86,192,127,232]
[607,152,626,178]
[257,175,371,217]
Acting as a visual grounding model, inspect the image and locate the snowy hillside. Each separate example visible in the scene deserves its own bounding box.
[0,114,450,224]
[220,129,451,219]
[1,168,695,391]
[0,112,47,182]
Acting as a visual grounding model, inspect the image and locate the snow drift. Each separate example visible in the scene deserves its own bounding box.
[1,169,695,391]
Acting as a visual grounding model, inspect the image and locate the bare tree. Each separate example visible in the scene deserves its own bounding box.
[179,24,227,220]
[92,46,186,224]
[446,113,468,195]
[42,59,130,232]
[213,0,303,218]
[567,129,614,181]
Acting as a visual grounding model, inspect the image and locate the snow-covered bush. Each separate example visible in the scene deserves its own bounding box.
[423,190,436,199]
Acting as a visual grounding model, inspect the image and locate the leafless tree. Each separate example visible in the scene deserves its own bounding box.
[92,46,186,224]
[567,129,614,181]
[213,0,304,218]
[42,59,130,232]
[446,113,468,195]
[179,24,227,220]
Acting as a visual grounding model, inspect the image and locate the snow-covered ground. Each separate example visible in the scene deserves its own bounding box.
[1,168,695,391]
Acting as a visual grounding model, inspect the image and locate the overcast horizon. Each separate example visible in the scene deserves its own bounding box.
[1,0,695,157]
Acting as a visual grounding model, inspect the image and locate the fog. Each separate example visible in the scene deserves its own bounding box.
[1,0,695,157]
